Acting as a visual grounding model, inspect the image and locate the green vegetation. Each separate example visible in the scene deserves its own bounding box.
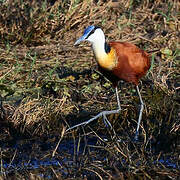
[0,0,179,179]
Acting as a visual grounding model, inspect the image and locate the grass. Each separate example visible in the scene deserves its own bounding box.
[0,0,179,179]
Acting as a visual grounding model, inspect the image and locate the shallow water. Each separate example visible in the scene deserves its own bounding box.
[0,135,179,178]
[0,136,97,176]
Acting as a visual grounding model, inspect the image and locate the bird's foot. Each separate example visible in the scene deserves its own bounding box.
[66,109,120,132]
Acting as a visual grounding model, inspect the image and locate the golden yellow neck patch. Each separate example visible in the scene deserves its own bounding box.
[95,47,117,70]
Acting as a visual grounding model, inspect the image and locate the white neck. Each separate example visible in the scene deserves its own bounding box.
[92,40,107,59]
[87,29,107,59]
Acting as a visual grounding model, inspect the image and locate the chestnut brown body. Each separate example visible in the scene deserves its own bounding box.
[98,42,150,87]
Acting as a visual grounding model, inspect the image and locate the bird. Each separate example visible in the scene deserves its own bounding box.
[67,25,150,140]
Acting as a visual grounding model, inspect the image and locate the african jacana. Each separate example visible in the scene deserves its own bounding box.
[67,26,150,140]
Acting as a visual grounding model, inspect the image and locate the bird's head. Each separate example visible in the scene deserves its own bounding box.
[74,25,105,46]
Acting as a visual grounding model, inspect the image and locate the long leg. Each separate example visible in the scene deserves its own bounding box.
[116,86,121,110]
[66,86,121,132]
[134,85,144,140]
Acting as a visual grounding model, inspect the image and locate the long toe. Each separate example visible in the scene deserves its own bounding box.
[102,113,112,129]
